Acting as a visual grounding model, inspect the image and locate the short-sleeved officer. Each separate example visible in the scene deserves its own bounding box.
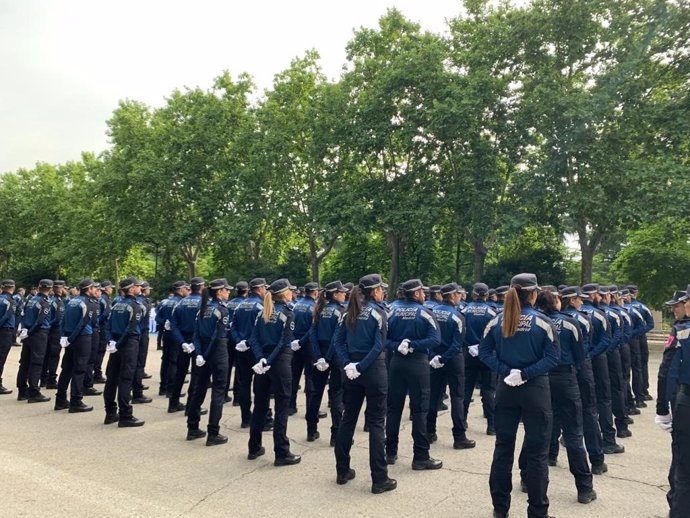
[0,280,18,394]
[333,274,396,494]
[247,278,300,466]
[17,279,53,403]
[186,278,232,446]
[479,273,559,518]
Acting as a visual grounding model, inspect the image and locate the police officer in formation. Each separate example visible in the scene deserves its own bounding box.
[156,280,188,397]
[94,280,113,384]
[132,281,153,405]
[42,280,65,389]
[0,280,17,394]
[224,281,247,403]
[289,282,319,415]
[82,282,103,397]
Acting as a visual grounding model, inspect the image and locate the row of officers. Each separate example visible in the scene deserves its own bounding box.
[0,273,675,518]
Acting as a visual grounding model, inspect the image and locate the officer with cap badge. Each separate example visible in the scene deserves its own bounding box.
[247,278,301,466]
[479,273,559,518]
[660,284,690,518]
[94,280,114,383]
[168,277,205,414]
[429,282,476,449]
[186,278,232,446]
[462,282,498,435]
[103,277,145,427]
[17,279,53,403]
[156,280,188,397]
[55,278,99,412]
[132,281,153,405]
[42,280,66,389]
[333,273,396,494]
[385,278,442,471]
[288,281,320,416]
[0,280,17,394]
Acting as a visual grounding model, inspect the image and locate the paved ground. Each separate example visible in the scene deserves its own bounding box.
[0,343,672,518]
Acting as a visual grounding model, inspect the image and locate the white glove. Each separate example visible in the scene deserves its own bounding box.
[398,339,410,355]
[252,358,270,375]
[504,369,525,387]
[164,320,171,331]
[344,362,361,380]
[429,355,443,369]
[181,342,195,354]
[655,413,673,433]
[19,328,29,341]
[468,345,479,357]
[235,340,249,352]
[290,339,301,351]
[106,340,117,354]
[315,358,330,372]
[195,355,206,368]
[59,336,70,348]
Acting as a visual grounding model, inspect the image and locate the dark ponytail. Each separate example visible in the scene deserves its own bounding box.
[312,291,329,324]
[502,287,532,338]
[199,287,209,317]
[346,286,366,329]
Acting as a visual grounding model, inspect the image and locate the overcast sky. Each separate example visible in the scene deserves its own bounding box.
[0,0,473,173]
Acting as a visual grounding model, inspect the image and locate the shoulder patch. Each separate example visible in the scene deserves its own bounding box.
[483,315,500,338]
[562,319,580,342]
[535,316,555,341]
[419,310,437,329]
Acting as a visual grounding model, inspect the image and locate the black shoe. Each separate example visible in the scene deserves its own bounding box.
[386,454,397,465]
[617,429,632,438]
[224,395,232,404]
[118,417,145,427]
[627,407,641,415]
[141,385,150,391]
[443,392,449,400]
[232,399,241,407]
[17,392,28,401]
[132,396,153,404]
[104,413,119,425]
[93,375,107,384]
[168,403,186,413]
[330,436,337,447]
[240,421,250,429]
[274,452,301,466]
[453,438,476,449]
[44,382,57,390]
[0,385,13,395]
[636,401,647,408]
[437,401,448,411]
[200,408,208,416]
[371,478,397,494]
[337,468,356,485]
[412,457,443,470]
[142,372,152,379]
[603,443,625,454]
[643,394,653,401]
[548,457,558,467]
[54,399,69,410]
[287,407,297,416]
[487,425,496,436]
[578,489,597,504]
[84,387,102,396]
[625,416,635,425]
[428,432,438,443]
[307,431,320,442]
[263,422,274,432]
[158,389,167,396]
[493,512,509,518]
[28,393,50,403]
[363,423,370,432]
[591,462,608,475]
[69,403,93,413]
[206,433,228,446]
[318,410,327,418]
[521,479,528,493]
[248,446,266,460]
[187,429,207,441]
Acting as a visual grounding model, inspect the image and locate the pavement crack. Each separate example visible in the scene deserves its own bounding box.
[604,473,669,493]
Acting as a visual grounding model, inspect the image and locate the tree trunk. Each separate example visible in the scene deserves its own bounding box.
[465,230,487,282]
[388,232,401,299]
[114,257,120,282]
[455,232,462,279]
[577,224,602,285]
[181,245,198,279]
[308,235,319,282]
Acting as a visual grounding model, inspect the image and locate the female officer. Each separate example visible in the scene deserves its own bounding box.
[247,279,300,466]
[186,279,231,446]
[479,273,559,518]
[305,280,348,445]
[333,274,396,494]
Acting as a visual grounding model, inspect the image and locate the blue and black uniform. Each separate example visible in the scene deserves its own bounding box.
[132,294,152,400]
[223,294,246,401]
[57,294,94,408]
[187,298,230,438]
[17,292,52,400]
[104,294,143,422]
[479,298,559,518]
[94,290,111,381]
[384,297,440,463]
[630,296,655,398]
[600,300,630,435]
[83,293,102,393]
[0,290,17,393]
[247,301,294,459]
[156,293,182,396]
[42,291,65,387]
[428,300,469,444]
[624,300,648,407]
[289,295,316,412]
[168,292,203,411]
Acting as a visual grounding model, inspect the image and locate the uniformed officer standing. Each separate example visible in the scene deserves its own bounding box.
[288,282,319,415]
[56,278,98,413]
[94,280,113,384]
[333,274,396,494]
[168,277,205,414]
[385,279,442,470]
[104,277,145,427]
[156,281,188,397]
[479,273,559,518]
[463,282,499,435]
[132,281,153,405]
[247,278,300,466]
[82,283,103,397]
[423,286,442,310]
[17,279,53,403]
[223,281,247,404]
[627,285,655,401]
[305,280,348,444]
[0,280,17,394]
[428,283,476,449]
[186,279,232,446]
[42,280,66,390]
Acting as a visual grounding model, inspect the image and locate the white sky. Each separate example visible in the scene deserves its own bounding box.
[0,0,471,173]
